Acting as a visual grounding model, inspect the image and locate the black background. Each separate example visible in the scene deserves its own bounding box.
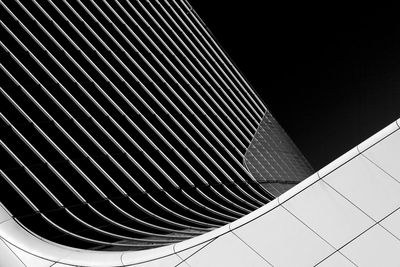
[189,1,400,170]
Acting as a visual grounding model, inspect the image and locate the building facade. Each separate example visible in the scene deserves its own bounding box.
[15,0,400,266]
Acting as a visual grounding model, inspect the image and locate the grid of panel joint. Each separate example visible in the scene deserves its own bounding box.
[180,125,400,266]
[244,112,314,197]
[0,0,310,250]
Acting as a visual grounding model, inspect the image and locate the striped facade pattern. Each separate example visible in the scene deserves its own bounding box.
[0,0,311,250]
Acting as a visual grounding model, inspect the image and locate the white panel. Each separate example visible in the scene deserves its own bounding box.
[0,238,25,267]
[0,220,71,262]
[174,224,230,253]
[0,204,11,225]
[323,155,400,221]
[175,260,190,267]
[341,224,400,267]
[229,198,279,230]
[233,206,334,267]
[184,232,270,267]
[121,244,175,266]
[283,180,374,248]
[316,252,355,267]
[278,173,320,204]
[132,254,183,267]
[176,240,212,262]
[59,250,124,267]
[380,208,400,239]
[6,242,54,267]
[363,129,400,183]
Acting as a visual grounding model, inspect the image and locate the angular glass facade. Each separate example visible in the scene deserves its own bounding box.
[245,112,313,196]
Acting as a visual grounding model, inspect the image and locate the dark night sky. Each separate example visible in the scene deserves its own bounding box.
[188,1,400,170]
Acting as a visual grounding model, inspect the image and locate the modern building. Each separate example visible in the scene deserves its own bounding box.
[1,0,399,266]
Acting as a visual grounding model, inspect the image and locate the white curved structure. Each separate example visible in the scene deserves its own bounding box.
[1,0,399,266]
[1,119,400,266]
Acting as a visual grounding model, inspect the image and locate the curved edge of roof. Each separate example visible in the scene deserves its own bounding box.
[0,118,399,266]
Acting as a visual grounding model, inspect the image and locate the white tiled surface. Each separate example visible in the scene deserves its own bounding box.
[6,241,54,267]
[278,173,320,204]
[0,238,25,267]
[130,254,183,267]
[340,224,400,267]
[121,244,174,266]
[233,206,334,267]
[0,220,70,262]
[175,260,191,267]
[176,240,212,262]
[183,232,270,267]
[363,129,400,183]
[174,224,230,253]
[316,252,355,267]
[0,204,11,225]
[283,179,374,248]
[229,198,279,230]
[323,155,400,221]
[380,208,400,240]
[59,251,124,267]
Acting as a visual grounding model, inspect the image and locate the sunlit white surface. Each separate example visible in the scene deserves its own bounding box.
[363,129,400,183]
[277,173,320,204]
[0,204,11,225]
[183,232,269,267]
[340,224,400,267]
[283,179,374,248]
[233,206,334,266]
[3,240,53,267]
[176,240,211,263]
[323,155,400,221]
[0,238,25,267]
[380,208,400,240]
[316,252,355,267]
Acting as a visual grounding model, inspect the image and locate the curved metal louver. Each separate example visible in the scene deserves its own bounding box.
[0,0,311,250]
